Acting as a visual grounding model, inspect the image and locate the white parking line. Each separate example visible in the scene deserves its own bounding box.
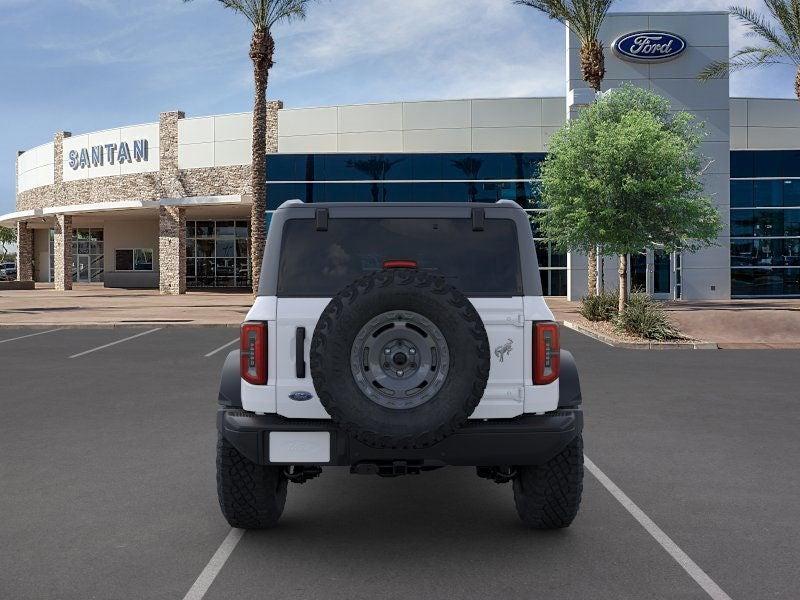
[68,328,162,359]
[205,338,239,358]
[182,528,245,600]
[585,455,733,600]
[0,329,63,344]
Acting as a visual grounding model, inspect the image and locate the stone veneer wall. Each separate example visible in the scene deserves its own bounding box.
[16,103,283,211]
[15,102,282,293]
[16,222,33,281]
[53,214,73,291]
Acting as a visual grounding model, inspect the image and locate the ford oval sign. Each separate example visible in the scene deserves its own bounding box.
[289,391,313,402]
[613,31,687,63]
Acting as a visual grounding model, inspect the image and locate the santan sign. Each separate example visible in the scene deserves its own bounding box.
[68,139,149,170]
[613,31,687,62]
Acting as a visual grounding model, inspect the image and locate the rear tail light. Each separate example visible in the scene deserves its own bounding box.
[240,322,267,385]
[382,259,418,269]
[533,322,560,385]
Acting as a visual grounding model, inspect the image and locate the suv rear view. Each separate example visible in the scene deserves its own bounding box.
[217,201,583,529]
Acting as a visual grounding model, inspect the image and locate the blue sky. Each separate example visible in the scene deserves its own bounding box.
[1,0,797,215]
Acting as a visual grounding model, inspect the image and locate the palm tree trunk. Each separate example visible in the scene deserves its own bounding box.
[618,254,628,314]
[249,29,274,294]
[796,67,800,102]
[580,39,604,295]
[580,40,605,93]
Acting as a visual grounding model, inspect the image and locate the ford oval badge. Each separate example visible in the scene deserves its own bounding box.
[289,391,313,402]
[613,31,687,63]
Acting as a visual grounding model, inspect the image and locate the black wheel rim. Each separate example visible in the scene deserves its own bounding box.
[350,310,450,409]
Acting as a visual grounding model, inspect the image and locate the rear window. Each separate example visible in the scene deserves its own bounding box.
[277,218,522,297]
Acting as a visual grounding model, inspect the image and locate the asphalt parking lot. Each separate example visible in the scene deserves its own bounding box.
[1,327,798,599]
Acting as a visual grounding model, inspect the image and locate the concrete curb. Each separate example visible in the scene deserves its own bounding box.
[562,321,719,350]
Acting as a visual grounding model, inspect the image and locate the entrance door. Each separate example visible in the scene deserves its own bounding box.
[630,252,648,293]
[652,249,672,299]
[77,256,90,282]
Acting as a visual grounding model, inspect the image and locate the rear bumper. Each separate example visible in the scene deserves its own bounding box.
[217,408,583,468]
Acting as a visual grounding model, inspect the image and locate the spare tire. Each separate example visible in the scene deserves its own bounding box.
[310,269,490,449]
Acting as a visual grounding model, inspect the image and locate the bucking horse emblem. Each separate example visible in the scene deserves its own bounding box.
[494,338,514,362]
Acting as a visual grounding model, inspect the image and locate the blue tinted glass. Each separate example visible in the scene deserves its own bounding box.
[753,209,785,236]
[267,183,305,208]
[444,154,485,180]
[381,183,414,202]
[781,150,800,177]
[410,182,443,202]
[730,180,753,208]
[754,180,783,206]
[754,151,783,177]
[323,182,374,202]
[730,210,753,237]
[785,210,800,235]
[730,151,754,178]
[440,182,470,202]
[522,153,546,179]
[336,154,411,181]
[732,268,800,296]
[266,155,299,181]
[411,155,443,180]
[783,180,800,207]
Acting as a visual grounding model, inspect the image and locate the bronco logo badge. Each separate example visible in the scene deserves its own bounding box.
[494,339,514,362]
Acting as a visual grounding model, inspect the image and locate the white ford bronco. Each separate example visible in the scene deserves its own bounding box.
[216,200,584,529]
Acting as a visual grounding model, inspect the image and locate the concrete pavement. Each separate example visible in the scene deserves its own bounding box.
[1,326,798,599]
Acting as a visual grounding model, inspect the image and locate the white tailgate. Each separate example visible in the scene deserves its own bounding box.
[256,294,559,419]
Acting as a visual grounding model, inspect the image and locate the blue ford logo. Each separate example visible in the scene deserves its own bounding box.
[289,391,313,402]
[613,31,686,62]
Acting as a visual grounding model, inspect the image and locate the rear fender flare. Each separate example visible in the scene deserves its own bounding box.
[558,350,582,408]
[218,350,243,408]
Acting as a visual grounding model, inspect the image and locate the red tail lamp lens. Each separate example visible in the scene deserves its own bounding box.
[533,322,560,385]
[382,259,418,269]
[240,322,267,385]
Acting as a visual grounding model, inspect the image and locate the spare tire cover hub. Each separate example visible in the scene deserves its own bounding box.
[350,310,450,410]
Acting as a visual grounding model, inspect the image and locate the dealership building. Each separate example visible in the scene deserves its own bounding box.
[3,10,800,299]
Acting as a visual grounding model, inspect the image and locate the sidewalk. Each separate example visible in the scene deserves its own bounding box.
[546,297,800,349]
[0,284,252,327]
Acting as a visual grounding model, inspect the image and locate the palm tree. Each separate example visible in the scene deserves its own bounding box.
[699,3,800,101]
[515,0,615,296]
[184,0,313,293]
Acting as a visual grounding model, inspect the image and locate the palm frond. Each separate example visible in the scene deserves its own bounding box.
[699,46,788,80]
[730,5,800,64]
[515,0,616,43]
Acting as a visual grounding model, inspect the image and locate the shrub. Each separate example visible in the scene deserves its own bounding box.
[579,290,619,322]
[614,294,684,340]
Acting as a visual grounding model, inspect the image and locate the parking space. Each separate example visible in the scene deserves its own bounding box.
[1,327,798,599]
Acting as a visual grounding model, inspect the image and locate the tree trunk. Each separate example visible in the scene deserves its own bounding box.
[795,67,800,102]
[587,247,597,297]
[580,40,605,92]
[249,29,275,294]
[618,254,628,314]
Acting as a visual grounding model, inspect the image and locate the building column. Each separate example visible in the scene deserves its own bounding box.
[53,214,73,291]
[159,205,186,295]
[16,221,33,282]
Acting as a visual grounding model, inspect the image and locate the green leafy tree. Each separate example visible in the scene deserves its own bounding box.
[536,85,722,313]
[514,0,616,294]
[184,0,314,292]
[699,2,800,100]
[0,226,15,263]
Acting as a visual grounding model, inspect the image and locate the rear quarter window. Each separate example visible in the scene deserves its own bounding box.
[277,217,522,297]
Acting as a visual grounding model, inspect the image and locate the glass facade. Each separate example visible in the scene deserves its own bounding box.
[731,151,800,297]
[265,152,568,295]
[186,220,251,288]
[49,228,105,283]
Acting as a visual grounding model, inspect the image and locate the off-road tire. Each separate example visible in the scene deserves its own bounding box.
[216,433,288,529]
[310,268,490,450]
[512,434,584,529]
